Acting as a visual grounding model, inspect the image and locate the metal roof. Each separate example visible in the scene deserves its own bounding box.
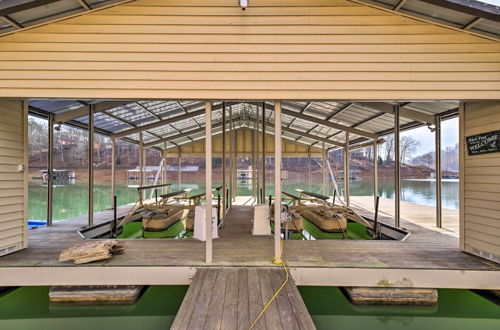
[0,0,499,38]
[28,99,459,150]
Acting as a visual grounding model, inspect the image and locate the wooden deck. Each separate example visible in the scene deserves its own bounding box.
[350,196,459,236]
[0,203,498,289]
[171,267,315,330]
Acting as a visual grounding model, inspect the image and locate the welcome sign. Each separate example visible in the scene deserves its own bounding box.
[466,130,500,155]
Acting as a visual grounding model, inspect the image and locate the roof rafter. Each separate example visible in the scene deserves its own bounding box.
[112,108,207,139]
[280,108,379,140]
[357,102,436,124]
[53,101,132,123]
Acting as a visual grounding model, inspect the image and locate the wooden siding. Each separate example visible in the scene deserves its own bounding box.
[165,128,323,157]
[0,100,28,256]
[0,0,498,100]
[462,102,500,263]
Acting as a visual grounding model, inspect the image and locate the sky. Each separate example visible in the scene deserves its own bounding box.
[401,117,458,157]
[477,0,500,5]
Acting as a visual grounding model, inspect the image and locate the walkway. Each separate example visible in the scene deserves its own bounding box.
[171,267,315,330]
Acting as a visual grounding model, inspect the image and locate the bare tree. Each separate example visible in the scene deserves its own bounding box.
[383,135,394,162]
[400,136,420,163]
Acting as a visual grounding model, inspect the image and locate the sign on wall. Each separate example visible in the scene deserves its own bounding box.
[466,130,500,155]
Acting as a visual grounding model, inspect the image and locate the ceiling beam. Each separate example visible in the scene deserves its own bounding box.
[112,108,206,139]
[462,16,483,30]
[53,101,132,123]
[357,102,436,124]
[280,108,379,140]
[0,0,61,16]
[283,127,345,148]
[418,0,500,23]
[324,103,354,121]
[393,0,409,11]
[143,121,227,148]
[0,15,22,28]
[77,0,91,10]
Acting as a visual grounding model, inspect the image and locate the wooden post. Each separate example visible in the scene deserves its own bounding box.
[205,101,213,264]
[262,102,266,201]
[435,114,442,228]
[373,140,379,210]
[47,113,54,226]
[394,105,401,227]
[308,146,312,192]
[88,105,94,226]
[162,142,168,194]
[458,102,465,251]
[252,114,258,202]
[322,142,327,195]
[228,106,233,205]
[139,132,144,200]
[344,132,350,206]
[111,138,116,210]
[274,101,282,263]
[222,102,226,216]
[177,146,181,190]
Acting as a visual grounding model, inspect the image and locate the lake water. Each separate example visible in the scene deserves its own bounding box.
[28,178,459,221]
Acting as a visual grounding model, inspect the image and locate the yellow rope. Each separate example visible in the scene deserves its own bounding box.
[248,237,289,330]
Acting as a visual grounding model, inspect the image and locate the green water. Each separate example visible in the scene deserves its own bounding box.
[28,177,459,222]
[0,286,188,330]
[299,287,500,330]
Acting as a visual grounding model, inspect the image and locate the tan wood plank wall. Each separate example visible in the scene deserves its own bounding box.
[165,128,323,157]
[461,102,500,263]
[0,0,498,100]
[0,100,28,256]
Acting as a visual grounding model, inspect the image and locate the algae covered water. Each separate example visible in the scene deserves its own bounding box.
[28,178,459,222]
[299,287,500,330]
[0,286,187,330]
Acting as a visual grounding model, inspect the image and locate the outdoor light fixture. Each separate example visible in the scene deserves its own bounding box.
[240,0,248,10]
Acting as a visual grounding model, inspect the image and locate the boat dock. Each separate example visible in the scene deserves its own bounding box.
[171,267,315,330]
[0,205,498,289]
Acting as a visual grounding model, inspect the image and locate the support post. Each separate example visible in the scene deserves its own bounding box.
[373,140,379,210]
[308,146,312,192]
[177,146,181,190]
[88,105,94,226]
[274,101,282,263]
[228,106,233,204]
[435,114,442,228]
[222,102,226,216]
[47,113,54,226]
[322,142,327,195]
[262,102,266,201]
[205,101,213,264]
[111,138,116,211]
[394,105,401,227]
[139,132,145,200]
[233,115,237,201]
[344,132,350,206]
[162,142,168,194]
[252,113,258,202]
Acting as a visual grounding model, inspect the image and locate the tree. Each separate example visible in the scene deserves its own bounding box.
[383,135,394,163]
[400,136,420,163]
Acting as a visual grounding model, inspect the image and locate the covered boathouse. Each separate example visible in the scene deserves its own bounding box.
[0,0,499,328]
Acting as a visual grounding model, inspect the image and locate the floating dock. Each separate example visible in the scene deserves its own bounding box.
[0,205,498,289]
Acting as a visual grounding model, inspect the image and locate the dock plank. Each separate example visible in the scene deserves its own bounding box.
[259,268,282,330]
[221,268,238,330]
[186,268,219,330]
[269,267,300,330]
[170,268,208,330]
[175,267,315,330]
[204,268,229,329]
[236,268,249,330]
